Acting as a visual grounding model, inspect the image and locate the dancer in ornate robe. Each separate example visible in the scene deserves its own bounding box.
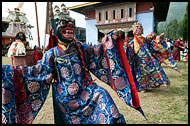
[2,4,146,124]
[146,32,180,73]
[127,22,170,92]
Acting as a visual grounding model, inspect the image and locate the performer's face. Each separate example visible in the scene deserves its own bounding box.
[52,16,75,44]
[136,25,143,35]
[133,24,143,36]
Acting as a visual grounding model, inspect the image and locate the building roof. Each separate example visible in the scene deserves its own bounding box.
[69,2,170,22]
[68,2,101,10]
[68,2,122,15]
[154,2,170,22]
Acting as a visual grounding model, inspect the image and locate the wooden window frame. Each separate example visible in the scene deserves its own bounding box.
[129,8,132,17]
[99,12,101,21]
[105,11,108,20]
[121,9,124,19]
[113,10,116,19]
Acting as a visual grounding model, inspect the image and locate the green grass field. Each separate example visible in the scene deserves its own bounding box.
[2,56,188,124]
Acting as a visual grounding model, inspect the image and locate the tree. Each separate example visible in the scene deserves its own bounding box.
[165,19,178,39]
[157,22,166,35]
[182,4,188,40]
[157,2,188,40]
[177,20,184,39]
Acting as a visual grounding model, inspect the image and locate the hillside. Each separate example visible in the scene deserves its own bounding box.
[158,2,188,30]
[166,2,188,23]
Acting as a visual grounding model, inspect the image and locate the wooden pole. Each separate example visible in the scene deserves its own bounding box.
[43,2,48,53]
[43,2,53,53]
[34,2,40,48]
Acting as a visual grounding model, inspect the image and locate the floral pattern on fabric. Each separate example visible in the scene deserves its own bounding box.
[148,39,180,72]
[128,37,170,91]
[2,51,53,124]
[68,83,79,95]
[27,82,40,93]
[2,32,142,124]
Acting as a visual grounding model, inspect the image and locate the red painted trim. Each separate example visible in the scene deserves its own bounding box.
[2,36,15,39]
[95,20,137,26]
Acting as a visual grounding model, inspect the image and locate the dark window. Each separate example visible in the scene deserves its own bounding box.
[121,9,124,18]
[129,8,132,17]
[106,11,108,20]
[113,10,115,19]
[99,12,101,21]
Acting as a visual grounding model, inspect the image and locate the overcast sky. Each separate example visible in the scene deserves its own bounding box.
[2,2,89,48]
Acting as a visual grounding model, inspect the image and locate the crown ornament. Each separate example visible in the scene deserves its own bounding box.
[132,22,142,30]
[53,3,70,17]
[132,22,143,35]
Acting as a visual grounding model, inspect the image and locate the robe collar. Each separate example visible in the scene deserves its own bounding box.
[57,43,70,51]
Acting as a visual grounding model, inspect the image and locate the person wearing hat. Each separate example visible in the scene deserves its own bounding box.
[2,3,146,124]
[146,32,180,73]
[127,22,170,92]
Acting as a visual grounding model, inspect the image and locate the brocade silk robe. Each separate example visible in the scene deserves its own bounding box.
[149,39,180,72]
[2,33,142,124]
[128,37,170,91]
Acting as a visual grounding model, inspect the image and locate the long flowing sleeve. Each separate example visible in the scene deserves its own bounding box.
[160,40,180,72]
[2,49,55,124]
[78,32,142,111]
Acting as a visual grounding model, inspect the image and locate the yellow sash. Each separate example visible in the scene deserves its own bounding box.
[58,43,70,50]
[134,36,143,54]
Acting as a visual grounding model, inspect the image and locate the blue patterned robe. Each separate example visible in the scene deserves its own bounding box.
[127,37,170,91]
[148,39,180,72]
[2,33,144,124]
